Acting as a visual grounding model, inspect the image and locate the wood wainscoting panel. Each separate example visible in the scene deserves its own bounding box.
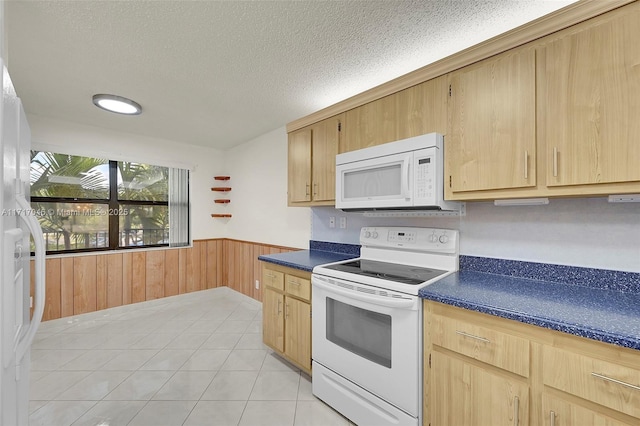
[131,251,146,303]
[164,249,180,297]
[60,257,74,318]
[43,258,61,321]
[122,252,133,305]
[73,255,97,315]
[96,254,108,311]
[178,248,189,294]
[34,238,297,320]
[145,250,165,301]
[106,253,124,308]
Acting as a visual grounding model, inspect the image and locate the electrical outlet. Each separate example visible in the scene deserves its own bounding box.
[329,216,336,228]
[339,217,347,229]
[255,280,260,290]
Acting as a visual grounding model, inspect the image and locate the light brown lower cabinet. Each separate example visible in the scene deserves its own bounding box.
[424,301,640,426]
[261,262,312,375]
[431,351,529,426]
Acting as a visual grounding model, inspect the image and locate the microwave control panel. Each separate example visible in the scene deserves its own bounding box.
[414,147,438,204]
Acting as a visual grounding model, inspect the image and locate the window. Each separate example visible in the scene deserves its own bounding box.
[30,151,190,253]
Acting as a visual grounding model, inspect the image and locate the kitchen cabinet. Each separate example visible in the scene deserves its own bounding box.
[446,47,536,196]
[261,263,312,374]
[542,395,632,426]
[445,2,640,200]
[424,300,640,426]
[425,302,530,426]
[537,4,640,190]
[431,351,529,426]
[342,76,447,153]
[288,114,343,206]
[542,346,640,422]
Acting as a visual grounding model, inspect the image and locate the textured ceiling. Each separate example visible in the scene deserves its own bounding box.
[6,0,576,150]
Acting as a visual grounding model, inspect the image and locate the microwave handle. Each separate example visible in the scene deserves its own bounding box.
[402,157,411,199]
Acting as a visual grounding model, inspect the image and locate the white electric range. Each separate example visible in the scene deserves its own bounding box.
[311,226,459,426]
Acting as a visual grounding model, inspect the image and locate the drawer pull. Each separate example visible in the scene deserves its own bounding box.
[591,372,640,391]
[456,330,491,344]
[513,395,519,426]
[288,280,301,286]
[550,410,556,426]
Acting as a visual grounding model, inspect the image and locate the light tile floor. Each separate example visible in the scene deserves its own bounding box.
[29,287,352,426]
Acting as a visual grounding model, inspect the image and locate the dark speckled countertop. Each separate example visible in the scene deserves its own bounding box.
[257,240,359,272]
[419,257,640,351]
[261,244,640,351]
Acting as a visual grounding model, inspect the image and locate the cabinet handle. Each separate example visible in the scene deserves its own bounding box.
[313,183,318,196]
[285,302,289,319]
[288,280,301,286]
[591,372,640,391]
[277,299,282,315]
[513,396,519,426]
[456,330,491,344]
[524,151,528,180]
[553,147,558,177]
[305,183,310,196]
[550,410,556,426]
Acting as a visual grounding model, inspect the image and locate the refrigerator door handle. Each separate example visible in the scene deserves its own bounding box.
[14,194,46,369]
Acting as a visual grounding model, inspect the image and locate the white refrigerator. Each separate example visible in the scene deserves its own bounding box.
[0,60,47,424]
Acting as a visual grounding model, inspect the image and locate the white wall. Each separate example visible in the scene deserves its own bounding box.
[312,198,640,273]
[27,114,225,240]
[222,126,310,249]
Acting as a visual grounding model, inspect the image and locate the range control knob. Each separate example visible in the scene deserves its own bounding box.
[364,231,372,238]
[372,232,378,239]
[439,234,449,244]
[429,234,439,243]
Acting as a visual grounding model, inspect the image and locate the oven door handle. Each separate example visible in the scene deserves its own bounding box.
[313,278,416,309]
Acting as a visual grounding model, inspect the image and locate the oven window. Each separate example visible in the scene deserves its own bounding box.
[326,298,392,368]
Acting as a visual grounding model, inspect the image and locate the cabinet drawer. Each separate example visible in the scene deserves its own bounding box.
[263,269,284,291]
[285,275,311,301]
[543,346,640,420]
[431,313,530,377]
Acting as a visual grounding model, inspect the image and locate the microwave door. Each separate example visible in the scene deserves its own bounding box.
[336,152,413,209]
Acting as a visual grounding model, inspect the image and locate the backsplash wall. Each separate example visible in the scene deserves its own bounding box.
[311,197,640,273]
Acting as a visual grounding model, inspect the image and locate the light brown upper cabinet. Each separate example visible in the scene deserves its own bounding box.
[342,76,448,153]
[288,114,343,206]
[537,5,640,189]
[446,47,537,196]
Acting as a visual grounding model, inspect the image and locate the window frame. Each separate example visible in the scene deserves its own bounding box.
[31,158,172,254]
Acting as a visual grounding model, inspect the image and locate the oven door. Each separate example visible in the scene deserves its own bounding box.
[311,273,422,418]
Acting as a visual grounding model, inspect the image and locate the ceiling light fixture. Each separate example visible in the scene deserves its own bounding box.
[92,94,142,115]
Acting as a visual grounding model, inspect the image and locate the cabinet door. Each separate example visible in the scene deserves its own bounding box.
[431,351,529,426]
[262,287,284,352]
[284,297,311,371]
[310,115,342,202]
[342,76,448,153]
[288,128,312,203]
[538,6,640,187]
[542,394,634,426]
[447,48,536,193]
[342,93,397,153]
[396,76,448,141]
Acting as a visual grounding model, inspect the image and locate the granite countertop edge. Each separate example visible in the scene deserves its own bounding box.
[258,248,358,273]
[419,272,640,351]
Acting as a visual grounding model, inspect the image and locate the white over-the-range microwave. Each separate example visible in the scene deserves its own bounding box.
[335,132,460,211]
